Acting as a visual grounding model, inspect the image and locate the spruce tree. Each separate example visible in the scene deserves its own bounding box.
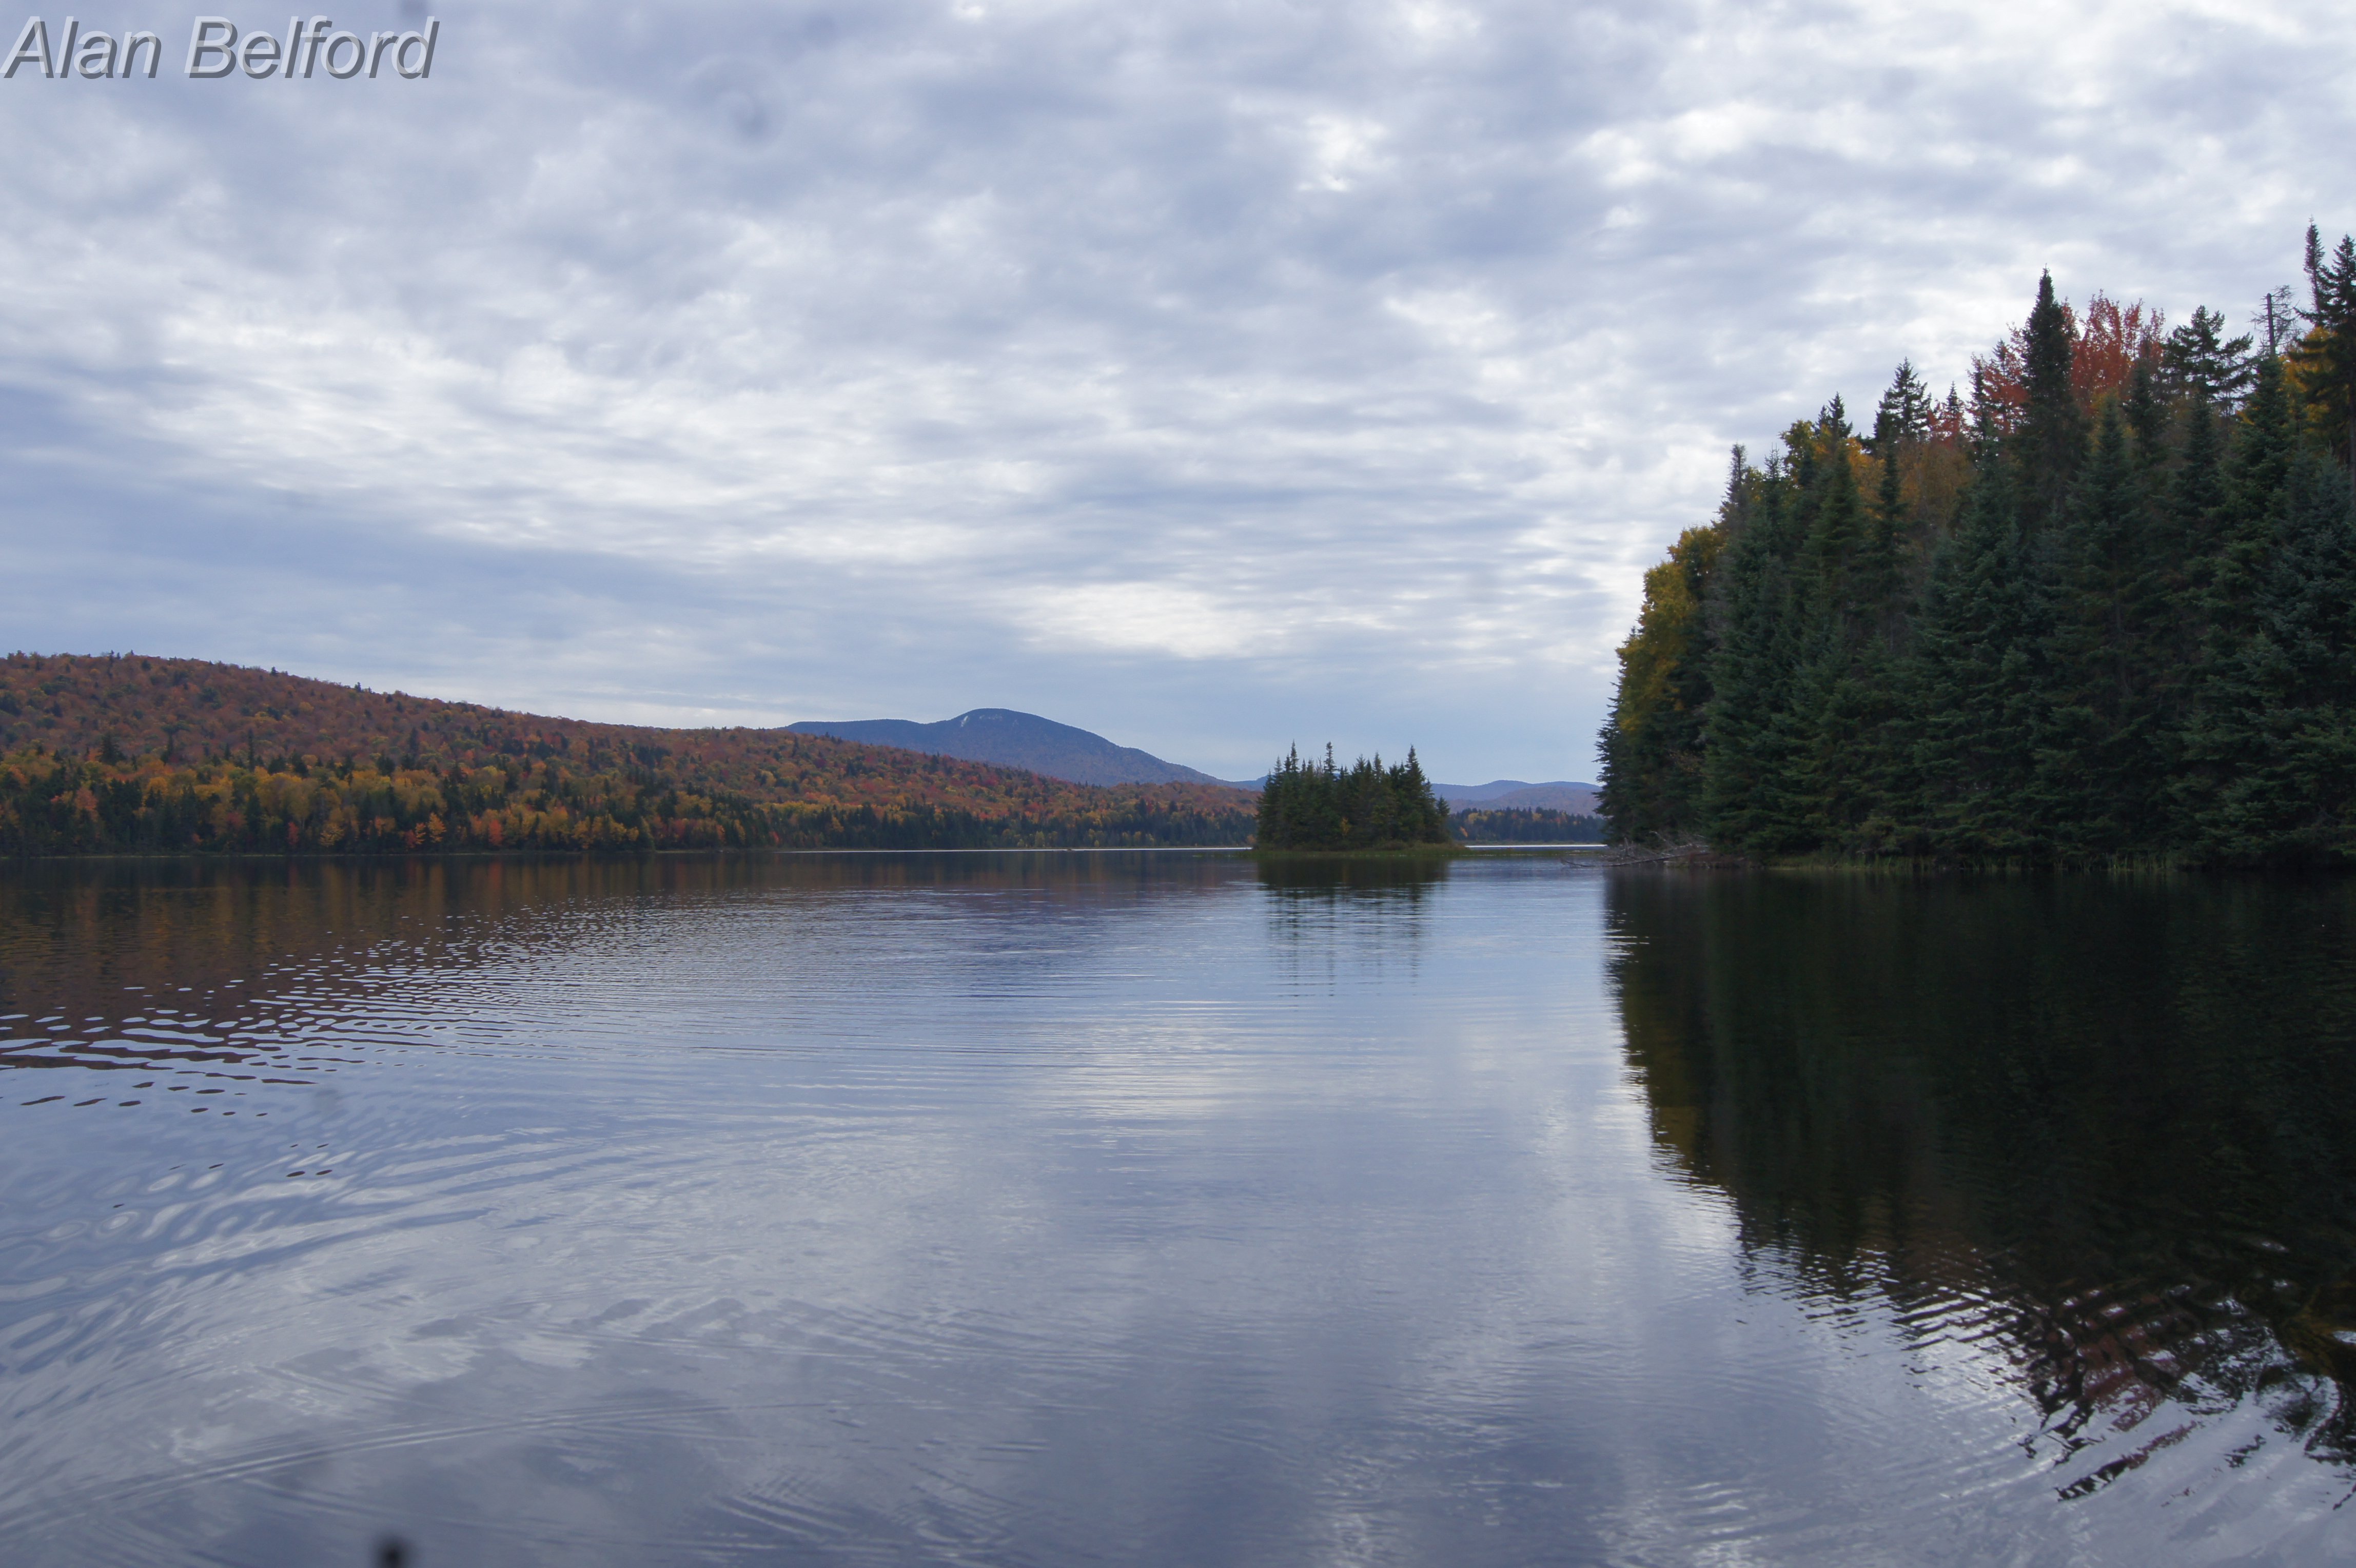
[2295,226,2356,504]
[2215,355,2295,636]
[2015,272,2087,534]
[2161,306,2255,407]
[1255,742,1450,850]
[1868,359,1933,453]
[1701,461,1808,853]
[1599,236,2354,866]
[2122,356,2166,464]
[2167,393,2227,614]
[1909,442,2043,857]
[2177,356,2296,842]
[1798,400,1863,613]
[2185,455,2356,861]
[1858,373,1914,648]
[1793,392,1913,849]
[2032,401,2168,851]
[2254,457,2356,858]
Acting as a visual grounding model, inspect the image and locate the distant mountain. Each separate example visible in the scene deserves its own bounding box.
[777,711,1593,809]
[787,709,1231,789]
[1435,780,1601,815]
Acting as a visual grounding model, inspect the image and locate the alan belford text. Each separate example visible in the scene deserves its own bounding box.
[6,15,438,78]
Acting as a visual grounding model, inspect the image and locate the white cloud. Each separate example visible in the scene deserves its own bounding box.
[2,0,2352,778]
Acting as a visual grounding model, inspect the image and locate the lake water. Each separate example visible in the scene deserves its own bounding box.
[3,853,2354,1566]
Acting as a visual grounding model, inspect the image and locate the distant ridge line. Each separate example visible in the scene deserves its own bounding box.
[787,708,1232,789]
[1434,781,1601,814]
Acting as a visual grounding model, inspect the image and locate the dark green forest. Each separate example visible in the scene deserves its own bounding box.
[1600,228,2356,864]
[1255,744,1450,851]
[1450,808,1606,844]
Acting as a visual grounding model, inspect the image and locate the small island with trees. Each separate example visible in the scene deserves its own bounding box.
[1253,744,1456,853]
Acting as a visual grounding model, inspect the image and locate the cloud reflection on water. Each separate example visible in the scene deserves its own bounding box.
[1,856,2352,1563]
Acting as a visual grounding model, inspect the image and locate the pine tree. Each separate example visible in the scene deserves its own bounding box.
[1792,393,1913,849]
[2161,306,2255,407]
[1392,748,1450,844]
[2295,226,2356,504]
[1798,400,1863,614]
[2254,457,2356,858]
[2122,356,2166,461]
[1910,454,2043,857]
[1599,236,2354,866]
[2215,355,2295,635]
[2015,271,2088,533]
[1858,370,1915,646]
[1255,742,1450,850]
[2184,455,2356,861]
[1868,359,1933,454]
[1701,460,1809,853]
[2166,394,2228,618]
[2176,356,2296,842]
[2031,401,2169,851]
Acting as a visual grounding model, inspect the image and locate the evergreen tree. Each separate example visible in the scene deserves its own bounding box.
[1798,400,1863,614]
[2031,401,2169,850]
[1598,237,2351,866]
[2015,271,2087,533]
[1867,359,1933,454]
[1859,369,1916,646]
[1255,743,1449,850]
[2184,455,2356,861]
[2295,226,2356,503]
[2122,356,2166,462]
[1701,459,1809,853]
[2161,306,2255,407]
[2166,393,2228,618]
[1792,397,1912,849]
[2215,355,2296,635]
[1910,456,2043,857]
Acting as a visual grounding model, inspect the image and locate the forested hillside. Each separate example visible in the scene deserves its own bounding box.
[1600,228,2356,865]
[0,655,1255,854]
[1450,808,1606,844]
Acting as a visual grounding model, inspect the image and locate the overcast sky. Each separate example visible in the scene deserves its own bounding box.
[3,1,2349,781]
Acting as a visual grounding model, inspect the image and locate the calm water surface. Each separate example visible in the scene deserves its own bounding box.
[3,853,2355,1565]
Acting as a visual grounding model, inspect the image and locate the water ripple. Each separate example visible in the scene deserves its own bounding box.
[0,855,2351,1564]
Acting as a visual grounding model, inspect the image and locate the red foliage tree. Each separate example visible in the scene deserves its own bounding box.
[1972,291,2163,432]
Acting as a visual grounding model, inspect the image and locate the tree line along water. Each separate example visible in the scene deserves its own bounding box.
[1600,229,2356,865]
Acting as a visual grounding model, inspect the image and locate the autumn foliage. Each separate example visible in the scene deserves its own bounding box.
[1972,291,2166,428]
[0,654,1257,855]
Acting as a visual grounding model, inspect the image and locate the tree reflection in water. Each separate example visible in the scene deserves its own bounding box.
[1608,870,2356,1488]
